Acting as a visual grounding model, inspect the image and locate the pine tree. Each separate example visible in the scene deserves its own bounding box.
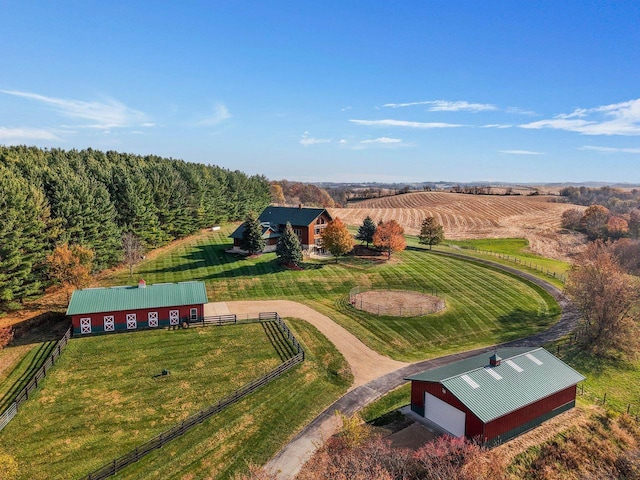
[240,214,266,255]
[418,216,445,250]
[320,217,354,262]
[355,216,376,247]
[0,168,50,310]
[276,222,303,266]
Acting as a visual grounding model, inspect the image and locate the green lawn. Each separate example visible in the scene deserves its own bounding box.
[107,226,560,362]
[435,237,570,288]
[106,318,351,479]
[545,340,640,415]
[0,225,570,479]
[0,322,298,480]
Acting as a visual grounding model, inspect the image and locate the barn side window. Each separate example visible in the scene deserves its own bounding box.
[190,308,198,321]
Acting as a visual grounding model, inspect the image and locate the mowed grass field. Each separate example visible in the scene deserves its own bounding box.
[0,322,322,480]
[0,224,567,479]
[108,226,560,362]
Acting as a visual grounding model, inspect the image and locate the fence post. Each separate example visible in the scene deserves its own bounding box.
[603,392,607,405]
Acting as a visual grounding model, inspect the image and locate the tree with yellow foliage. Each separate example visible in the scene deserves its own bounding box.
[320,217,354,262]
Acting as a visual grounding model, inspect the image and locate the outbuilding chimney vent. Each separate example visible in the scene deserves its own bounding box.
[138,279,147,289]
[489,352,501,367]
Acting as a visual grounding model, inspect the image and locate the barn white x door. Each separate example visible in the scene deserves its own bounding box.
[80,317,91,334]
[169,310,180,326]
[148,311,158,327]
[103,315,115,332]
[126,313,137,329]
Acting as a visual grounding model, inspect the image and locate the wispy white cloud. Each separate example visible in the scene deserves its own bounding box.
[1,89,151,129]
[0,127,61,141]
[383,100,497,112]
[580,145,640,154]
[361,137,402,144]
[195,103,231,126]
[520,99,640,136]
[482,124,512,129]
[341,106,352,112]
[300,132,331,146]
[499,150,544,155]
[350,119,463,128]
[506,106,537,116]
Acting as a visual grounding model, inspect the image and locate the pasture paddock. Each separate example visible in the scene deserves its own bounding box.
[0,322,302,479]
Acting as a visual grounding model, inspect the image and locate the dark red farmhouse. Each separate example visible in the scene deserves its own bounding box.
[66,280,208,335]
[229,205,332,254]
[405,347,585,445]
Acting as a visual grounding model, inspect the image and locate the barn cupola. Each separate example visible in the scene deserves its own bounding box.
[489,352,501,367]
[138,279,147,289]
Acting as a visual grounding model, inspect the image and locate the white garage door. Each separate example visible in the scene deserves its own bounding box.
[424,393,466,437]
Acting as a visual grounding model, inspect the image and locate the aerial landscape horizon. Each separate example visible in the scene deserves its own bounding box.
[1,2,640,183]
[1,3,640,480]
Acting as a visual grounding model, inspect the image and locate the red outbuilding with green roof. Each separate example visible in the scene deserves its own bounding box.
[66,280,208,335]
[406,347,585,445]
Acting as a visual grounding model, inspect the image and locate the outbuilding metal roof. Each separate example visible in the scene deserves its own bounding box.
[406,347,585,423]
[66,281,208,316]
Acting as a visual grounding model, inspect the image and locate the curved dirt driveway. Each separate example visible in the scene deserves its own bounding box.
[223,300,407,389]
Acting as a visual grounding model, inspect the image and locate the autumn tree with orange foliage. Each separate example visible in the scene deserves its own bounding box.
[373,220,406,259]
[46,243,94,298]
[320,218,355,262]
[607,216,629,239]
[565,240,640,358]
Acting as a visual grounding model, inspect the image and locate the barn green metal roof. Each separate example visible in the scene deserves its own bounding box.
[66,281,208,316]
[406,347,585,423]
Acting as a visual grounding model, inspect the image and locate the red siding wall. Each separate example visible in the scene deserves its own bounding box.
[411,380,578,442]
[71,303,204,334]
[483,385,577,440]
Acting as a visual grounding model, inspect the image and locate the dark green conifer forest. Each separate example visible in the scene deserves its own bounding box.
[0,145,270,310]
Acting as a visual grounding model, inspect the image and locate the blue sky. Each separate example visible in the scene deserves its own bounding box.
[1,1,640,183]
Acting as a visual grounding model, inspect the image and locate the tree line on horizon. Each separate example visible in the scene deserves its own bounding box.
[0,145,270,311]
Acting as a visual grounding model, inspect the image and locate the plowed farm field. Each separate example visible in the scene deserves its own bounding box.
[330,192,585,258]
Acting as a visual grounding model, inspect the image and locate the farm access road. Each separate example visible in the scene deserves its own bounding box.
[221,250,580,479]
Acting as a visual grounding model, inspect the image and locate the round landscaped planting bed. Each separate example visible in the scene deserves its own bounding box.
[349,287,446,317]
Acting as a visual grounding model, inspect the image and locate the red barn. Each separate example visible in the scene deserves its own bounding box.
[406,347,585,445]
[66,280,208,335]
[229,205,333,254]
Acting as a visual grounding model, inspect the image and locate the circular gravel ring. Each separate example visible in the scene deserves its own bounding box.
[351,289,445,317]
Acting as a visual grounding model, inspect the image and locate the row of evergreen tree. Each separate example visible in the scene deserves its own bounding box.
[0,145,270,310]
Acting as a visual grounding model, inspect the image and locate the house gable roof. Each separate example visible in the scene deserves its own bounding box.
[66,281,209,316]
[258,206,330,227]
[406,347,585,423]
[229,206,332,240]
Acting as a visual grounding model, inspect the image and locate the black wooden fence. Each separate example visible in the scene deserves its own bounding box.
[82,313,303,480]
[0,326,72,432]
[456,246,566,283]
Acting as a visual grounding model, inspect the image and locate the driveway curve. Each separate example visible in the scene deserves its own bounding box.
[223,300,408,389]
[236,250,580,479]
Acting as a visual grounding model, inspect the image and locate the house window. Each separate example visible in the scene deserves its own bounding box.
[293,228,303,240]
[126,313,137,330]
[148,311,158,327]
[80,317,91,334]
[169,310,180,326]
[190,308,198,321]
[104,315,115,332]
